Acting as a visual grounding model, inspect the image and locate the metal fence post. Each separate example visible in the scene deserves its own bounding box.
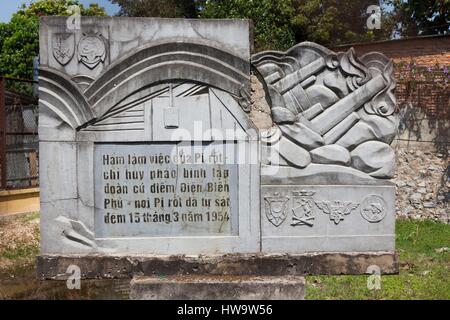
[0,76,6,189]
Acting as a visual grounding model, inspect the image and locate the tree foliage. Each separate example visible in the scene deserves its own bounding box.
[110,0,200,18]
[109,0,449,51]
[201,0,296,51]
[0,0,107,81]
[202,0,391,51]
[386,0,450,37]
[291,0,389,46]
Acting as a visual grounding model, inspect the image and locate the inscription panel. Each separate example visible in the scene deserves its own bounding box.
[94,142,239,238]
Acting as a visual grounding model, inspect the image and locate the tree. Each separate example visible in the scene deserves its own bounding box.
[291,0,392,46]
[386,0,449,37]
[201,0,392,51]
[0,0,107,81]
[110,0,200,18]
[201,0,296,51]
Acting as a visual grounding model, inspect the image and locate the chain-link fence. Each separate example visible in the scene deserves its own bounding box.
[0,77,39,190]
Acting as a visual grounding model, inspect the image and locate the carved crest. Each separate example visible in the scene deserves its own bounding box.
[77,32,106,69]
[361,195,387,223]
[291,190,315,227]
[315,200,359,224]
[264,193,289,227]
[52,33,75,66]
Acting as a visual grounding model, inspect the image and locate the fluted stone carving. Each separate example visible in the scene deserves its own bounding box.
[38,17,261,255]
[253,42,398,179]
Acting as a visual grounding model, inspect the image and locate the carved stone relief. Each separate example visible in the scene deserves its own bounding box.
[39,17,396,258]
[315,200,360,225]
[264,193,289,227]
[52,33,75,66]
[264,189,391,227]
[253,43,398,180]
[77,32,107,69]
[39,18,259,255]
[291,190,315,227]
[361,195,387,222]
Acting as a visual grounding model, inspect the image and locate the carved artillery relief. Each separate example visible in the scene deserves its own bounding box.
[253,42,398,180]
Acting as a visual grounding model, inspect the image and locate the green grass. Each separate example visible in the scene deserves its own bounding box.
[19,211,40,223]
[0,212,40,264]
[306,219,450,300]
[1,244,39,261]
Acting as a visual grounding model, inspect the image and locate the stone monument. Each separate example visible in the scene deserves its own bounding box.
[37,18,399,296]
[254,43,398,253]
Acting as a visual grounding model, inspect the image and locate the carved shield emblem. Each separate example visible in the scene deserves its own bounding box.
[52,33,75,66]
[77,32,106,69]
[291,190,315,227]
[264,193,289,227]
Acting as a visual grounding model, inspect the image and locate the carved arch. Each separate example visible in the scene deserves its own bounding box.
[83,40,251,118]
[39,67,94,129]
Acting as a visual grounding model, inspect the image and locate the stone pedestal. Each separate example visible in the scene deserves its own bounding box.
[36,252,398,280]
[130,275,306,300]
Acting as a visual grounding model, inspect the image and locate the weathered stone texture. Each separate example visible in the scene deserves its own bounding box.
[393,146,449,223]
[130,275,306,300]
[36,252,399,280]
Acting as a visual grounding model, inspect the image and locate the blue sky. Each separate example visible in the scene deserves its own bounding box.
[0,0,120,22]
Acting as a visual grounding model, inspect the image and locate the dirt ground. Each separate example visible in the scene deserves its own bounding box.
[0,212,40,272]
[0,212,130,299]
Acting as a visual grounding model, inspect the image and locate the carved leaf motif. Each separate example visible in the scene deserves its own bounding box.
[315,200,359,224]
[342,201,360,215]
[314,201,331,214]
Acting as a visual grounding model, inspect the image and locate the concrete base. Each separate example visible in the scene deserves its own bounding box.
[130,275,306,300]
[36,252,398,280]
